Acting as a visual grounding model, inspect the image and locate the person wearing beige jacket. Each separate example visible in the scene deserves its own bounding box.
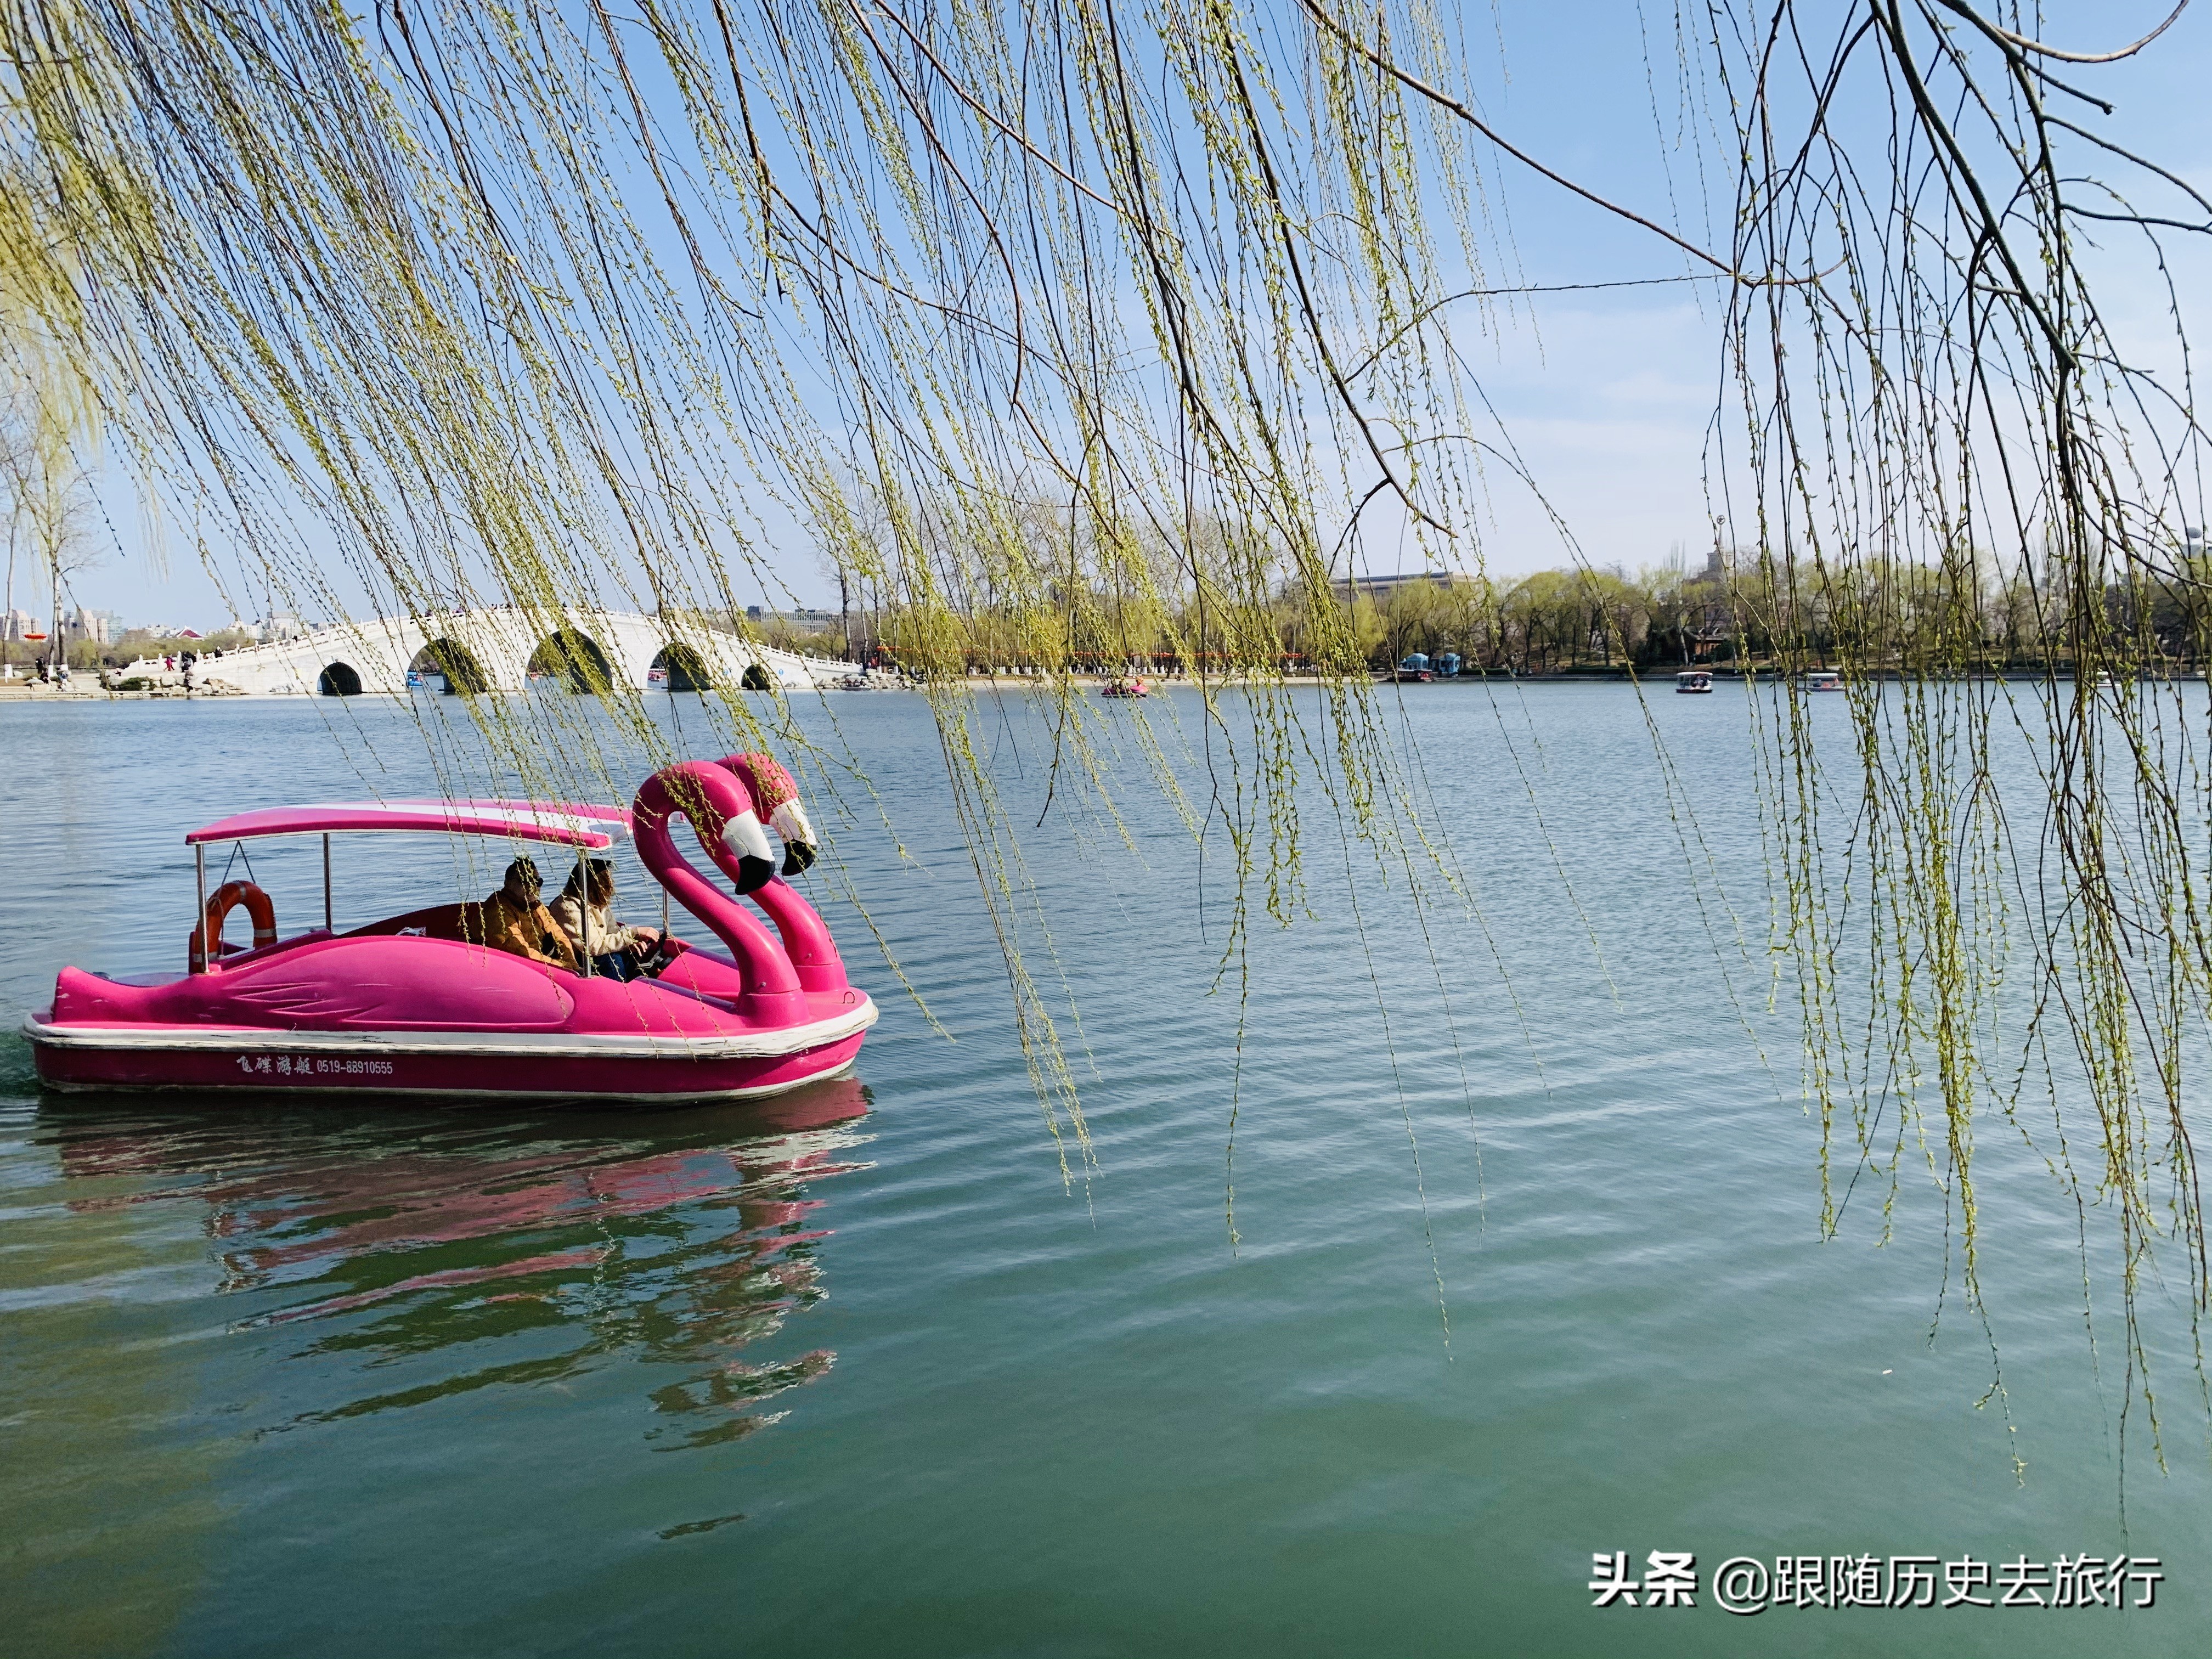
[550,857,662,980]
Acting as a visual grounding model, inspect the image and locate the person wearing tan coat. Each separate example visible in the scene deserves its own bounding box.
[478,857,581,971]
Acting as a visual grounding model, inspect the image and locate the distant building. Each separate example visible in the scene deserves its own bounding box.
[64,607,114,646]
[1328,569,1471,604]
[744,604,843,632]
[1677,547,1736,658]
[263,613,306,642]
[2,609,38,642]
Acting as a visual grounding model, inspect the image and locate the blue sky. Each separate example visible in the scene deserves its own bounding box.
[43,0,2212,631]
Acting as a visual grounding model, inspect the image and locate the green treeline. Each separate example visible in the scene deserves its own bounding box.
[795,541,2212,678]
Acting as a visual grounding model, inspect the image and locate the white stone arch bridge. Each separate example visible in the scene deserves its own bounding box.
[129,608,840,697]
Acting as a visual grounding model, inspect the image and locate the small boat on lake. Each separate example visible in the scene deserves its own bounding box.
[1100,676,1149,697]
[1805,669,1842,692]
[1675,669,1714,694]
[1392,653,1435,682]
[23,754,874,1104]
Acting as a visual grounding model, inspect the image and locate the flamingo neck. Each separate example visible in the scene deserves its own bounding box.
[746,877,848,992]
[635,817,805,1023]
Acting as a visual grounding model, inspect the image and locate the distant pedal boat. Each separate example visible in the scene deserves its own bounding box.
[1675,669,1714,693]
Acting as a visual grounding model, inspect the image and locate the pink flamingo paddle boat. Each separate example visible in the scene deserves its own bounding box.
[23,754,875,1104]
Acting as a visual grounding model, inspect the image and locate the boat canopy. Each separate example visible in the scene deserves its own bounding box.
[184,799,634,849]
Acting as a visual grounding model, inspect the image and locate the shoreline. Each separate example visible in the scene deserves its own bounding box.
[2,666,2191,703]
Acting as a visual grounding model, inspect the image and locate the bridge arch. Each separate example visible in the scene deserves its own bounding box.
[318,661,363,696]
[650,642,714,691]
[526,628,616,693]
[410,638,490,695]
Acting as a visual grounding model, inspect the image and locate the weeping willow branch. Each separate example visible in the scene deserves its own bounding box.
[3,0,2209,1448]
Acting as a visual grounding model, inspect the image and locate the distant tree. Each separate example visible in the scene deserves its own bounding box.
[0,371,100,677]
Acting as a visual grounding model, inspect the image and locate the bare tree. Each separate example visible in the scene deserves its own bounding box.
[0,374,100,678]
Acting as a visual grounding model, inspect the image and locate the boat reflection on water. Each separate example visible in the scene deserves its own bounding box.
[50,1078,873,1449]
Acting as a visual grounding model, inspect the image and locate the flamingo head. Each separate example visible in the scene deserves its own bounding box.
[716,754,820,891]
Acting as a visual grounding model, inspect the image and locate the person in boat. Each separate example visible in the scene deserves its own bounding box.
[550,856,664,981]
[479,856,582,971]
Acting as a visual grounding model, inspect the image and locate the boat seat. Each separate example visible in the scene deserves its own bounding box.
[345,902,492,944]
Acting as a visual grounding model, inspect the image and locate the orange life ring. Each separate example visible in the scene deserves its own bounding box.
[189,881,279,972]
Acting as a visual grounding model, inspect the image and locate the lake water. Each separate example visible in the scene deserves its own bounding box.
[2,686,2205,1657]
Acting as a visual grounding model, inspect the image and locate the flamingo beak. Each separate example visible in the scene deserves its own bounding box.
[720,811,778,894]
[770,801,819,877]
